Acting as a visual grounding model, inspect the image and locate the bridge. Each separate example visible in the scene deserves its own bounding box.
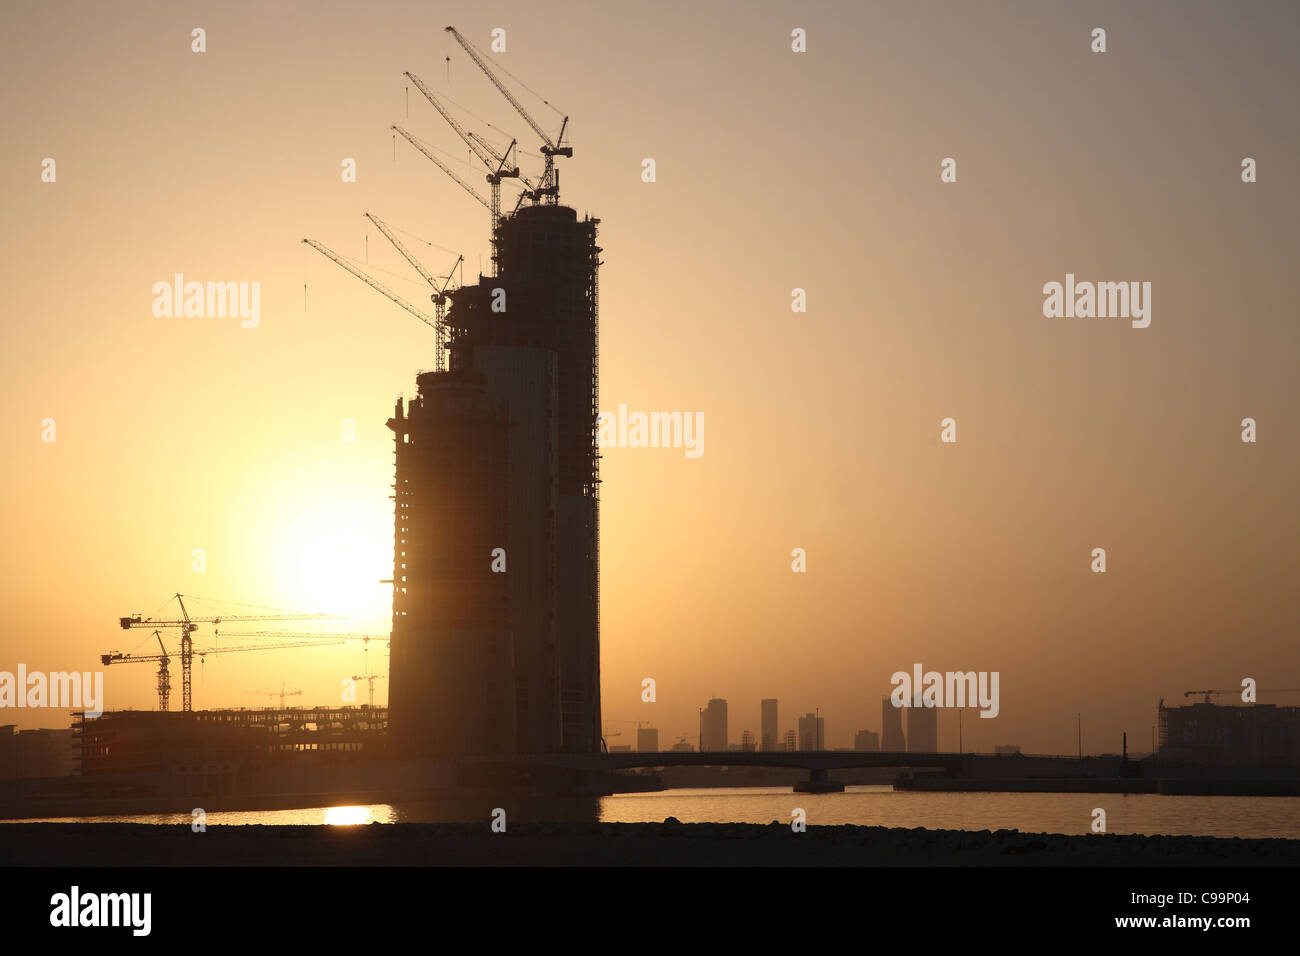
[457,749,973,793]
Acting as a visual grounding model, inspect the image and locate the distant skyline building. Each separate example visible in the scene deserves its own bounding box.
[637,727,659,752]
[784,730,797,752]
[741,729,756,752]
[907,705,938,753]
[761,698,778,751]
[797,712,824,751]
[702,698,728,752]
[882,698,905,751]
[854,729,879,752]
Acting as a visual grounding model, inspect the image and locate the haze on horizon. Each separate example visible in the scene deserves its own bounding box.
[1,0,1297,754]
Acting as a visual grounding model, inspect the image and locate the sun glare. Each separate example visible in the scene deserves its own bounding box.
[323,805,372,827]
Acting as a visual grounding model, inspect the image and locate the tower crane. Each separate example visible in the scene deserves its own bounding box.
[363,212,443,288]
[303,237,445,368]
[392,125,491,213]
[219,629,389,684]
[444,25,570,203]
[245,683,302,708]
[1184,688,1300,704]
[362,213,462,371]
[214,630,387,644]
[348,672,388,708]
[467,132,538,214]
[142,631,172,711]
[115,593,338,713]
[403,71,519,244]
[103,638,347,712]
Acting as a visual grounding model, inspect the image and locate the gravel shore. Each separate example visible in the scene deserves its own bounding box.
[2,820,1297,866]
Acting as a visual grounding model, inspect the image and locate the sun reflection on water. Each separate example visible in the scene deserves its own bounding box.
[323,805,372,826]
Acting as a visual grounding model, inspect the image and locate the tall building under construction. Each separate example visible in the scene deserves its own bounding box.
[388,202,602,756]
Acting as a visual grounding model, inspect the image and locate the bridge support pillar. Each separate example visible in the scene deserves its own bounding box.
[793,767,845,794]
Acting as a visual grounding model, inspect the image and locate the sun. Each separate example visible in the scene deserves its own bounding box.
[272,499,392,625]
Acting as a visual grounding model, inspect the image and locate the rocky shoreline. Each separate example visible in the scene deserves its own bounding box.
[2,820,1296,866]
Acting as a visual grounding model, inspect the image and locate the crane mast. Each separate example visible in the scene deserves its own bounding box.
[468,131,537,210]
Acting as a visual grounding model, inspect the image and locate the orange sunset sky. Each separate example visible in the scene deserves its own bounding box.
[1,0,1297,752]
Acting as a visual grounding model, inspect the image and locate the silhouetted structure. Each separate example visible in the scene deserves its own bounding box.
[72,708,387,791]
[761,698,778,751]
[1159,700,1300,766]
[0,726,75,779]
[906,702,938,753]
[387,373,514,754]
[798,713,824,751]
[388,203,602,756]
[702,699,728,751]
[854,729,880,752]
[881,697,906,751]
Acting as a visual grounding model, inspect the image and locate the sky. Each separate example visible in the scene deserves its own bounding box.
[1,0,1297,753]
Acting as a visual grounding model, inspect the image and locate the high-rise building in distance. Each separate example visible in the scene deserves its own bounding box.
[907,704,939,753]
[761,698,778,751]
[854,729,880,752]
[702,698,728,752]
[881,697,906,752]
[797,713,824,751]
[637,727,659,752]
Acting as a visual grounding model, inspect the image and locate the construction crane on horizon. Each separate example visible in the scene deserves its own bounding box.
[132,631,173,711]
[467,131,538,214]
[113,593,340,712]
[362,212,462,371]
[1184,688,1300,704]
[218,627,389,683]
[444,25,571,204]
[103,637,348,712]
[403,70,519,252]
[348,672,388,708]
[245,683,302,708]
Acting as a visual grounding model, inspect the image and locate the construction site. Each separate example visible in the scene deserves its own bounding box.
[0,27,608,817]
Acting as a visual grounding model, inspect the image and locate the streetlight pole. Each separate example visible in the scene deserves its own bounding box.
[1077,713,1082,759]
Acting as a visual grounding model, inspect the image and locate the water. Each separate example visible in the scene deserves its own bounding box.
[6,786,1300,839]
